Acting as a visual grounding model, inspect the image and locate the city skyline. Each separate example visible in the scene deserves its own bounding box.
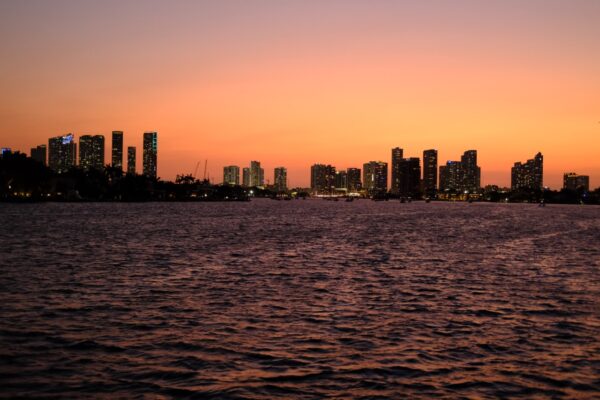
[1,1,599,188]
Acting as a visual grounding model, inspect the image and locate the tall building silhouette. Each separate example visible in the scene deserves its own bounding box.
[30,145,47,165]
[242,168,250,187]
[390,147,404,194]
[127,147,136,174]
[397,157,421,197]
[511,152,543,190]
[363,161,388,195]
[346,168,362,193]
[274,167,287,192]
[48,134,76,173]
[249,161,264,187]
[335,170,347,191]
[563,173,589,191]
[461,150,480,193]
[439,161,462,192]
[111,131,123,169]
[79,135,105,170]
[311,164,336,194]
[223,166,240,185]
[423,149,438,197]
[143,132,158,178]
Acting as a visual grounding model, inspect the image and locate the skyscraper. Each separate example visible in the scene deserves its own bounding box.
[461,150,480,193]
[143,131,158,178]
[563,173,589,191]
[111,131,123,169]
[223,165,240,185]
[79,135,105,170]
[346,168,362,193]
[242,168,250,187]
[335,170,347,191]
[397,157,421,198]
[511,152,543,190]
[310,164,336,195]
[30,145,47,165]
[439,161,462,192]
[274,167,287,192]
[423,149,438,197]
[48,134,76,173]
[127,147,136,174]
[363,161,388,196]
[249,161,264,187]
[390,147,404,194]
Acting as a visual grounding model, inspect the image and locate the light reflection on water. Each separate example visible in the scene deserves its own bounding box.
[1,200,599,398]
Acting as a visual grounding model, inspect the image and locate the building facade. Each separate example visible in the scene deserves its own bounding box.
[346,168,362,193]
[242,168,250,187]
[127,146,136,174]
[79,135,105,170]
[363,161,388,195]
[461,150,480,193]
[390,147,404,194]
[48,134,77,173]
[223,165,240,185]
[422,149,438,197]
[111,131,123,169]
[143,131,158,178]
[511,152,543,190]
[310,164,336,195]
[397,157,421,198]
[30,145,47,165]
[274,167,287,192]
[249,161,264,187]
[563,172,589,191]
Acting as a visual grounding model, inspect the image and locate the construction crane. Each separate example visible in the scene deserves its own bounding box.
[203,159,208,181]
[193,161,201,179]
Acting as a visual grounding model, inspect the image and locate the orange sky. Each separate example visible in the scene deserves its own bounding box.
[0,1,599,189]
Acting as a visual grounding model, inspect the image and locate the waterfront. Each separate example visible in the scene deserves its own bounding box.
[1,200,599,398]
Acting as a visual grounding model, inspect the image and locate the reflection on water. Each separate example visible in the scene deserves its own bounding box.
[1,200,599,398]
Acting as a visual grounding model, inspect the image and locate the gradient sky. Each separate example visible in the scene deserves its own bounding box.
[1,0,599,189]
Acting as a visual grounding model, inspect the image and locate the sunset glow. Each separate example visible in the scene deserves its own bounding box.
[1,0,599,188]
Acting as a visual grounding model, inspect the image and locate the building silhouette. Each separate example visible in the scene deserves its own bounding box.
[511,152,543,190]
[79,135,105,170]
[423,149,437,197]
[249,161,264,187]
[390,147,404,194]
[143,132,158,178]
[363,161,387,196]
[48,134,76,173]
[439,161,462,192]
[335,170,347,192]
[112,131,123,169]
[223,166,240,185]
[563,172,589,191]
[461,150,480,193]
[346,168,362,193]
[311,164,336,195]
[274,167,287,192]
[127,147,136,174]
[397,157,421,197]
[30,145,47,165]
[242,168,250,187]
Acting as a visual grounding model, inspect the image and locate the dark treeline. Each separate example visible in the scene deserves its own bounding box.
[1,151,598,204]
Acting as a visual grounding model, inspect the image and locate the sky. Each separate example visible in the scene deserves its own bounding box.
[0,0,599,189]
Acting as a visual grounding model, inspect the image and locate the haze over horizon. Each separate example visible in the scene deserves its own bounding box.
[1,0,599,189]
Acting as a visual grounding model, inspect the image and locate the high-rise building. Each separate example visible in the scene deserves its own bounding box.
[310,164,336,194]
[111,131,123,169]
[461,150,480,193]
[143,131,158,178]
[223,165,240,185]
[0,148,11,158]
[335,170,347,191]
[346,168,362,193]
[79,135,105,170]
[242,168,250,187]
[48,134,77,173]
[511,152,543,190]
[30,145,47,165]
[390,147,404,194]
[363,161,388,195]
[439,161,462,192]
[127,147,136,174]
[249,161,264,187]
[423,149,438,197]
[397,157,421,197]
[274,167,287,192]
[563,173,589,191]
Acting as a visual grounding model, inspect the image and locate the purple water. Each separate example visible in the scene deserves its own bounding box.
[1,200,599,398]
